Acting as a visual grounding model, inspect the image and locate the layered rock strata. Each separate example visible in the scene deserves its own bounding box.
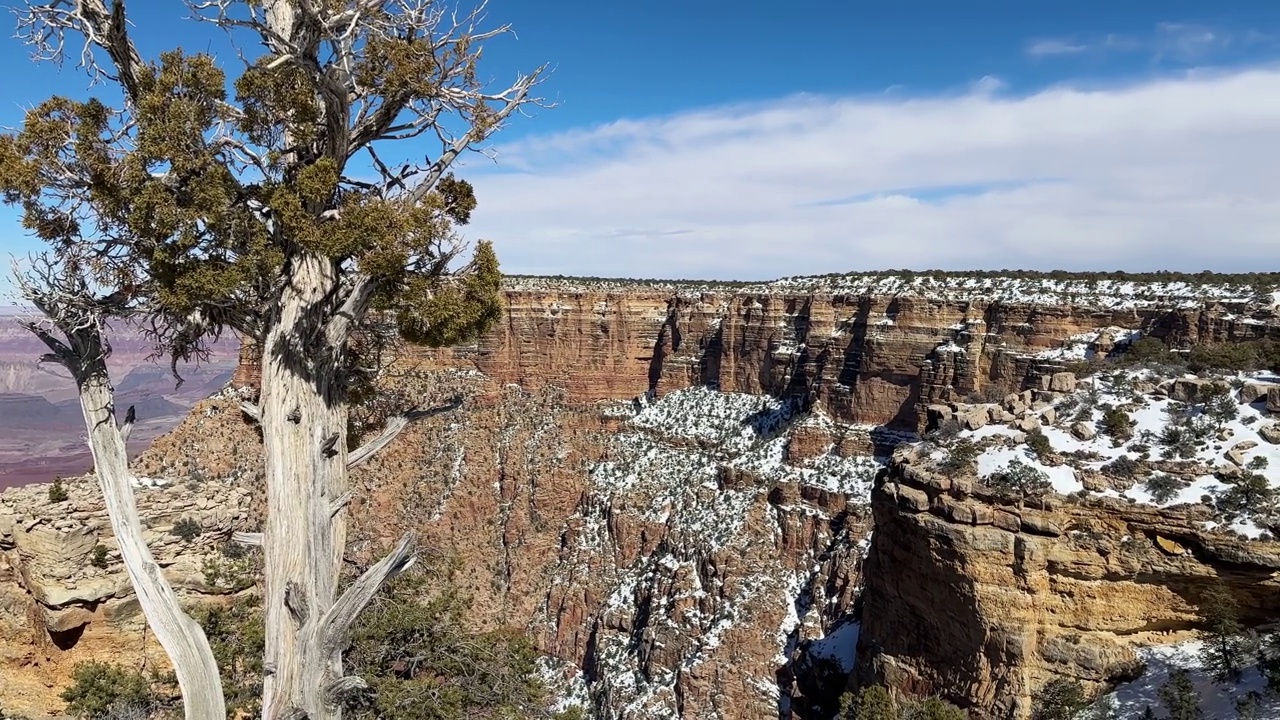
[858,445,1280,718]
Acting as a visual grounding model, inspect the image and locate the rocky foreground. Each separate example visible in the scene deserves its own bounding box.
[0,275,1277,718]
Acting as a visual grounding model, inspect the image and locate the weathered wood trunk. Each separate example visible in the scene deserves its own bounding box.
[76,346,225,720]
[260,252,351,720]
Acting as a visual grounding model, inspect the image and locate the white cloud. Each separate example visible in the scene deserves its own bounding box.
[1026,39,1088,57]
[459,67,1280,280]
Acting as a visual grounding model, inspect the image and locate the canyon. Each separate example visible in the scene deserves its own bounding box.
[0,275,1278,718]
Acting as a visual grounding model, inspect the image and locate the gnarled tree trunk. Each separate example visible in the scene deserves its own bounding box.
[259,252,414,720]
[67,332,225,720]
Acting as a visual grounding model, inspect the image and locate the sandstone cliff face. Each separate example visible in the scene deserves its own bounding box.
[859,445,1280,719]
[443,287,1276,433]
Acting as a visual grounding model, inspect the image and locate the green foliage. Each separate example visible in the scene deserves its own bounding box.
[1101,455,1140,480]
[59,661,167,719]
[901,697,966,720]
[1144,473,1188,505]
[90,544,109,570]
[1098,408,1134,443]
[1202,385,1239,426]
[1122,337,1174,364]
[1030,678,1087,720]
[1195,584,1252,683]
[1156,668,1202,720]
[841,685,897,720]
[940,439,979,473]
[343,566,554,720]
[1025,430,1053,461]
[838,687,966,720]
[1216,472,1278,522]
[1256,630,1280,692]
[1235,691,1265,720]
[1187,341,1280,374]
[200,550,258,591]
[985,458,1053,501]
[192,598,266,718]
[48,477,68,503]
[170,517,202,542]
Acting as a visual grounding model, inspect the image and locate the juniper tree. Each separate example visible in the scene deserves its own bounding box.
[1195,583,1252,683]
[1157,668,1203,720]
[2,2,546,719]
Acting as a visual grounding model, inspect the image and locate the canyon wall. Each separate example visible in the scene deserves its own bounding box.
[2,280,1277,717]
[860,446,1280,718]
[230,286,1274,431]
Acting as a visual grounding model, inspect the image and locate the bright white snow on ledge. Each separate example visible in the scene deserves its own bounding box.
[1103,639,1280,718]
[808,622,860,673]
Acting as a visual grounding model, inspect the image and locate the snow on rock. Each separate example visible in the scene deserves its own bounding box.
[808,622,861,674]
[549,386,882,718]
[948,367,1280,540]
[1103,639,1280,718]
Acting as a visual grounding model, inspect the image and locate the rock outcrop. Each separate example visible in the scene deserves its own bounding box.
[858,445,1280,718]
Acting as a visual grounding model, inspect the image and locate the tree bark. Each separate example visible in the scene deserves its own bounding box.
[75,342,226,720]
[259,252,414,720]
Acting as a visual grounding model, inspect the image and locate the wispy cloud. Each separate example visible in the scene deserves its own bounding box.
[1026,39,1089,57]
[460,67,1280,279]
[1028,22,1270,62]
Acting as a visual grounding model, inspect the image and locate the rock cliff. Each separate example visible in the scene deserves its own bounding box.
[2,274,1278,717]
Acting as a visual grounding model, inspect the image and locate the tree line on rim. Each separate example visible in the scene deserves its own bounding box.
[0,0,548,718]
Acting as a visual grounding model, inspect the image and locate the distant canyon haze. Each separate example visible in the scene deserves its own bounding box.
[0,308,237,489]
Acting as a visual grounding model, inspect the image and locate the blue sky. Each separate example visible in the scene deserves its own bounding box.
[3,0,1280,286]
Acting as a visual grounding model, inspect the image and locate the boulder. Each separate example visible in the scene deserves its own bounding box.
[1260,422,1280,445]
[960,407,989,431]
[1168,377,1229,403]
[1070,422,1097,441]
[1270,386,1280,414]
[1239,382,1278,406]
[1040,407,1057,426]
[1217,427,1235,442]
[1048,372,1077,394]
[1225,440,1258,467]
[1017,416,1042,433]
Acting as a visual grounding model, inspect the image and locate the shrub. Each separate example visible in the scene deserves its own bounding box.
[941,439,979,473]
[901,697,967,720]
[1102,455,1141,479]
[1216,472,1277,520]
[1188,340,1277,373]
[1025,430,1053,461]
[1196,584,1252,683]
[1122,337,1173,364]
[59,662,166,719]
[986,458,1053,501]
[90,545,109,570]
[343,566,557,720]
[48,477,68,503]
[1202,385,1239,426]
[1144,473,1188,505]
[170,518,202,542]
[1247,456,1270,472]
[1098,408,1134,443]
[965,385,1006,404]
[1031,678,1087,720]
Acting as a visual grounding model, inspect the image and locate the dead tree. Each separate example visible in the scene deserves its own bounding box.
[11,255,226,720]
[3,2,547,719]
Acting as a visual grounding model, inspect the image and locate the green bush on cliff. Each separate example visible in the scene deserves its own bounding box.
[59,661,172,719]
[838,686,966,720]
[984,458,1053,503]
[1031,678,1087,720]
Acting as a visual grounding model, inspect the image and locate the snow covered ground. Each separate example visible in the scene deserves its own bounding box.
[955,368,1280,538]
[1102,639,1280,718]
[503,274,1272,311]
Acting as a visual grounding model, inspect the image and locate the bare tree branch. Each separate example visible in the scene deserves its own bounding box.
[317,531,416,655]
[347,395,462,469]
